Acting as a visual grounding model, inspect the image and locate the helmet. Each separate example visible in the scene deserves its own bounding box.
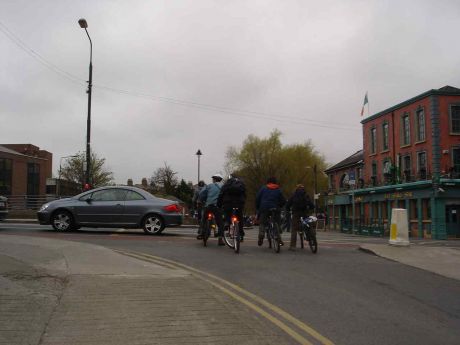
[212,173,223,181]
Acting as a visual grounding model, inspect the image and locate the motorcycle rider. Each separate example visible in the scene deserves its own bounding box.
[198,173,225,245]
[217,173,246,242]
[285,184,314,251]
[255,177,286,246]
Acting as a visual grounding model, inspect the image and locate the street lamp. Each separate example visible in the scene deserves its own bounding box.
[58,155,79,197]
[196,149,202,184]
[78,18,93,188]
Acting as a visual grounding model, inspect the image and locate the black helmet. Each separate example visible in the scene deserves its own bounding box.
[198,180,205,187]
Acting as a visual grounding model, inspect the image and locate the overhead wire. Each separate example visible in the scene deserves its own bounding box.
[1,20,360,131]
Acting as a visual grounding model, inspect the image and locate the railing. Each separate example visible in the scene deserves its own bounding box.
[340,218,387,237]
[5,195,67,210]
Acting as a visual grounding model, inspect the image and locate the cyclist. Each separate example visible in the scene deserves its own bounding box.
[198,173,225,245]
[285,184,314,251]
[217,173,246,242]
[255,177,286,246]
[192,180,206,236]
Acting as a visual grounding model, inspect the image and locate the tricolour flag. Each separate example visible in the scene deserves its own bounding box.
[360,92,369,116]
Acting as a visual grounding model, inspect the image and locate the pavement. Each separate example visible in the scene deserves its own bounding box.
[359,243,460,281]
[0,235,292,345]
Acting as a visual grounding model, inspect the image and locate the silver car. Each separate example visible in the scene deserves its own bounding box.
[37,186,182,234]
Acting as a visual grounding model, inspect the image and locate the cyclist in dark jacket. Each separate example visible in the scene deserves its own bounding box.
[286,184,314,250]
[255,177,286,246]
[217,173,246,241]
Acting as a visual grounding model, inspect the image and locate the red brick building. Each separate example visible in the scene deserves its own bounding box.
[326,86,460,239]
[0,144,53,196]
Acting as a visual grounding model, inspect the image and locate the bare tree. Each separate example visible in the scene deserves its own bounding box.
[150,162,178,196]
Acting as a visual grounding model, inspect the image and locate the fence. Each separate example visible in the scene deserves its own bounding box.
[340,218,387,237]
[6,195,65,210]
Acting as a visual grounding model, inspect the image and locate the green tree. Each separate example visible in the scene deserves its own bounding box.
[174,179,194,208]
[225,130,328,213]
[150,162,178,196]
[60,151,114,188]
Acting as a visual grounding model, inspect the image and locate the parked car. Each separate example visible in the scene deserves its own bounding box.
[0,196,8,221]
[37,186,182,234]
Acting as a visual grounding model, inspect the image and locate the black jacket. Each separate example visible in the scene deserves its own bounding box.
[217,177,246,209]
[286,188,313,215]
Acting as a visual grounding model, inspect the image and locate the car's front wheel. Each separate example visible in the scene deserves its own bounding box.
[51,210,74,231]
[142,214,164,235]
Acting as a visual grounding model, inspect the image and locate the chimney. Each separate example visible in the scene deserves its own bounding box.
[127,179,133,186]
[141,178,148,187]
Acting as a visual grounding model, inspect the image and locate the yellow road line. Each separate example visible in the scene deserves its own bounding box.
[115,249,335,345]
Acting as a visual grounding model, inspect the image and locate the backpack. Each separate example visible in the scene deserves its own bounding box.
[225,178,245,196]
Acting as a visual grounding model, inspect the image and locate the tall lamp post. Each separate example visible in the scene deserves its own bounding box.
[196,149,202,184]
[78,18,93,188]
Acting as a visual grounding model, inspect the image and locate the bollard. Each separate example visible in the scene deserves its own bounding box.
[389,208,410,246]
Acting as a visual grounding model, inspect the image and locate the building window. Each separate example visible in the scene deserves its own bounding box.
[403,155,411,181]
[451,105,460,134]
[453,148,460,178]
[0,159,13,196]
[415,108,426,142]
[371,162,377,186]
[328,174,334,190]
[417,151,427,179]
[382,123,389,151]
[27,163,40,196]
[370,127,377,154]
[401,114,411,146]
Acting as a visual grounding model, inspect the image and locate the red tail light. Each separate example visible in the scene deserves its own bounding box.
[163,204,181,213]
[231,216,238,222]
[207,212,213,220]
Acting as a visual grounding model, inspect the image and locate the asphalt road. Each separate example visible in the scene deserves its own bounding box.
[1,223,459,345]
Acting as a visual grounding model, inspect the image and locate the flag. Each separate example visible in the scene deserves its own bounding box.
[360,92,368,116]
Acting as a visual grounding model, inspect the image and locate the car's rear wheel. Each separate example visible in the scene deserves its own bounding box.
[51,210,74,231]
[142,214,164,235]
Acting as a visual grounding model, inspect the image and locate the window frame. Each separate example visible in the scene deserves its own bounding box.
[370,126,377,155]
[382,122,389,151]
[450,104,460,135]
[401,112,411,147]
[417,151,427,178]
[415,107,426,142]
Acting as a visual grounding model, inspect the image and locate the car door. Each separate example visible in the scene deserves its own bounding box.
[74,189,126,225]
[122,190,148,226]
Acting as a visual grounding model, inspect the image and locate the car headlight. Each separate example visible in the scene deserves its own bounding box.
[39,203,50,212]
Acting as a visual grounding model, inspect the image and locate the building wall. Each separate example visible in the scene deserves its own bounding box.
[362,95,460,185]
[0,144,52,196]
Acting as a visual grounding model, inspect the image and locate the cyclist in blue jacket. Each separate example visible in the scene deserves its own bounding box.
[255,177,286,246]
[198,173,225,245]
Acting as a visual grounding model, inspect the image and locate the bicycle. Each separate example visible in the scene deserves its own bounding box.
[265,208,282,253]
[223,208,241,253]
[202,210,217,247]
[299,215,318,253]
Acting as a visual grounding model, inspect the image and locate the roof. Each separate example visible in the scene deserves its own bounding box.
[361,85,460,124]
[0,145,26,157]
[325,150,363,173]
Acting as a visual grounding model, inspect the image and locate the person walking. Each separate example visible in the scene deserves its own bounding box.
[285,184,314,251]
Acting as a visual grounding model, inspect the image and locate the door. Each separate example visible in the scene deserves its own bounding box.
[122,190,147,226]
[74,188,127,225]
[445,205,460,238]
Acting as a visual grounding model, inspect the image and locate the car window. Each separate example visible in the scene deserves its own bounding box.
[78,192,93,201]
[125,190,145,201]
[91,189,127,202]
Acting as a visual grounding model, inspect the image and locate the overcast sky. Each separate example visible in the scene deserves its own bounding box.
[1,0,460,185]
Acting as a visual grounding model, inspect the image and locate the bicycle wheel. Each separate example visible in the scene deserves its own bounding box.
[203,220,211,247]
[267,224,273,249]
[272,223,281,253]
[299,228,304,249]
[223,223,235,248]
[234,222,240,253]
[309,234,318,253]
